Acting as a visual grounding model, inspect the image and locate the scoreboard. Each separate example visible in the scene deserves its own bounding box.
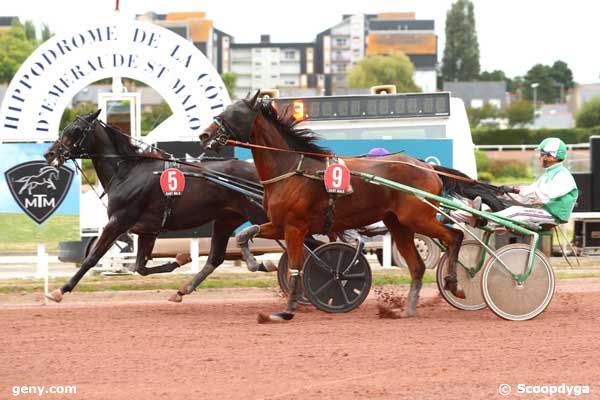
[272,92,450,121]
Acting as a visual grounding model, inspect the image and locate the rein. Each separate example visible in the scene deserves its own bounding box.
[226,139,478,184]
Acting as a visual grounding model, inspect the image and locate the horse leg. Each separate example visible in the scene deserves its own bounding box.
[416,219,465,298]
[169,214,245,303]
[134,234,190,276]
[236,222,283,272]
[46,218,129,302]
[258,224,307,323]
[384,216,425,317]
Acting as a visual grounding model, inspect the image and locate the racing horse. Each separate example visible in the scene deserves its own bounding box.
[199,91,467,322]
[44,110,271,303]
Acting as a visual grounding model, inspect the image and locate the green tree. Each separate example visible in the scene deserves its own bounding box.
[41,24,53,42]
[0,23,36,83]
[347,53,420,92]
[221,72,237,99]
[523,61,574,104]
[479,70,507,82]
[441,0,480,81]
[523,64,556,104]
[141,102,172,135]
[575,97,600,128]
[23,20,37,42]
[505,100,534,127]
[60,103,99,130]
[479,69,516,93]
[550,60,575,90]
[466,103,500,128]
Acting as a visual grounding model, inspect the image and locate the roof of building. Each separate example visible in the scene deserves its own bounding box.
[369,19,434,31]
[444,81,507,96]
[531,104,574,129]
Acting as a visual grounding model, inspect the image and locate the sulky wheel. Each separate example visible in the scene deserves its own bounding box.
[392,234,442,269]
[481,243,555,321]
[302,242,371,313]
[436,240,489,311]
[277,251,311,305]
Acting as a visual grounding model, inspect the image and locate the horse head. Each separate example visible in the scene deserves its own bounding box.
[199,90,261,151]
[44,109,101,167]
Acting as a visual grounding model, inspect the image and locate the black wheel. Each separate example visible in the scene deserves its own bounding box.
[277,251,311,305]
[303,242,372,313]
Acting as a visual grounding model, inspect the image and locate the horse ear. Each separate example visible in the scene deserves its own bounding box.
[249,90,261,108]
[89,109,101,121]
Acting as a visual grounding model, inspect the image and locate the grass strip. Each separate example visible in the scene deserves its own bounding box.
[1,269,599,295]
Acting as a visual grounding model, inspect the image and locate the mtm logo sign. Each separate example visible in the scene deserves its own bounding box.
[4,160,74,224]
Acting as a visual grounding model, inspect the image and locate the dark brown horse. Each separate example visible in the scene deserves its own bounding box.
[44,110,272,303]
[199,92,466,322]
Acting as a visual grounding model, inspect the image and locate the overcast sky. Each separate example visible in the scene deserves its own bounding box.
[4,0,599,84]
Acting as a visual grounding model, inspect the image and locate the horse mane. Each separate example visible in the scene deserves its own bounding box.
[98,121,162,159]
[257,101,331,156]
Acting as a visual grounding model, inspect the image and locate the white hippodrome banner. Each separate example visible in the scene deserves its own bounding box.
[0,17,230,141]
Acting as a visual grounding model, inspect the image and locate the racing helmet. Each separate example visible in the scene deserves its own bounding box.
[367,147,390,158]
[537,137,567,160]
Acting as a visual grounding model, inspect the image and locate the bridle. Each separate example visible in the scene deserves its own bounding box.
[55,116,96,162]
[212,117,232,147]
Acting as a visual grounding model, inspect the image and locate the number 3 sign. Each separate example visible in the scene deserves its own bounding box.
[160,168,186,196]
[324,163,351,194]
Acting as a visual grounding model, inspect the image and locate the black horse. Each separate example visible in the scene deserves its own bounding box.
[44,110,271,303]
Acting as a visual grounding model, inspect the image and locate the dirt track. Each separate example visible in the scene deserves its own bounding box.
[1,280,599,400]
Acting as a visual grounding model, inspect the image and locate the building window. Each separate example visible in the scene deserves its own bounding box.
[471,99,484,108]
[488,99,502,109]
[335,38,347,47]
[284,50,296,60]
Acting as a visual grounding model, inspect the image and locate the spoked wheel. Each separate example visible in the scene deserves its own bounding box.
[277,251,311,305]
[393,234,442,269]
[436,240,488,311]
[303,242,372,313]
[481,243,554,321]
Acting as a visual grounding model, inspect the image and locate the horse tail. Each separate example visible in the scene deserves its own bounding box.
[431,164,510,212]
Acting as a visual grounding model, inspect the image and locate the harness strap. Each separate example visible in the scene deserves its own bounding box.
[228,139,476,184]
[260,154,322,185]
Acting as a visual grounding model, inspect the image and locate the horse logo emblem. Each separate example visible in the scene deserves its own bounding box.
[4,161,74,224]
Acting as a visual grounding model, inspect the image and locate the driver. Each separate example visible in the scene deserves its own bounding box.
[492,137,578,227]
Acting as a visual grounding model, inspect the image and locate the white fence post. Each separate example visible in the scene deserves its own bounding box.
[382,233,392,268]
[190,238,200,273]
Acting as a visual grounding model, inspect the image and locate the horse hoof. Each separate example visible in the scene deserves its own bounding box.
[168,292,183,303]
[257,311,294,323]
[45,289,63,303]
[175,253,192,266]
[452,289,466,299]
